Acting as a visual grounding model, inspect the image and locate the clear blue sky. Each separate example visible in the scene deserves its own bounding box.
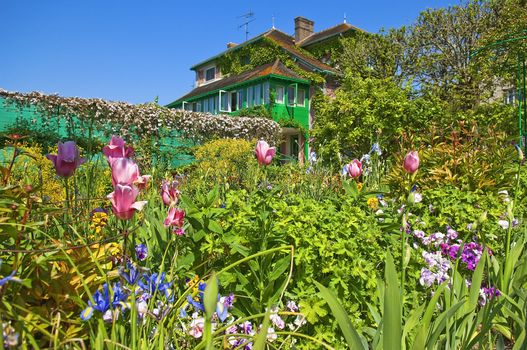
[1,0,455,105]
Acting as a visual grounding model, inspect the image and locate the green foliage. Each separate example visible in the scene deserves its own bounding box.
[215,37,326,85]
[312,75,445,167]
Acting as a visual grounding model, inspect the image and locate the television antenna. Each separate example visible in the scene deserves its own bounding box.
[238,11,255,41]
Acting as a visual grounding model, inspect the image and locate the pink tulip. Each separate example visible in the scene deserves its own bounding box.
[46,141,86,178]
[403,151,420,174]
[347,159,362,178]
[255,140,276,166]
[103,135,134,161]
[110,158,150,188]
[163,207,185,228]
[107,184,147,220]
[161,180,180,206]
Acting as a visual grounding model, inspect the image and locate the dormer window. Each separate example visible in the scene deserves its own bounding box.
[205,67,216,81]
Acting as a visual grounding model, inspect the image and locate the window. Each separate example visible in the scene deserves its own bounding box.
[205,67,216,81]
[209,96,216,113]
[287,85,296,106]
[230,91,238,112]
[203,98,209,113]
[297,89,305,106]
[254,84,262,105]
[220,91,229,112]
[263,82,270,104]
[275,86,284,104]
[238,89,245,109]
[247,86,254,107]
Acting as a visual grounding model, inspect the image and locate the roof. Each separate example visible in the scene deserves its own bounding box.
[167,59,308,106]
[190,28,336,74]
[298,22,364,47]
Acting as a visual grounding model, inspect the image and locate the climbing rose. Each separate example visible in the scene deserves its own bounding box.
[255,140,276,166]
[403,151,419,174]
[46,141,86,178]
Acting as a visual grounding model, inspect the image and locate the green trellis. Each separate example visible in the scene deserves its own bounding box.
[470,30,527,147]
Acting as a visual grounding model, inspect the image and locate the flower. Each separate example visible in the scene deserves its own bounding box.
[403,151,419,174]
[103,135,134,161]
[163,207,185,229]
[255,140,276,166]
[498,220,510,230]
[118,262,141,285]
[110,158,150,188]
[286,300,299,312]
[514,144,524,162]
[346,159,362,178]
[138,272,173,301]
[161,180,180,206]
[367,197,379,210]
[370,142,382,156]
[90,208,108,234]
[80,282,129,321]
[188,316,205,338]
[107,184,147,220]
[135,244,148,261]
[46,141,86,177]
[0,271,21,287]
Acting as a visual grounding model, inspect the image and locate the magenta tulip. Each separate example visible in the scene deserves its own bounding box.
[46,141,86,178]
[161,180,180,206]
[255,140,276,166]
[103,135,134,161]
[107,184,147,220]
[110,158,150,188]
[163,207,185,228]
[347,159,362,178]
[403,151,420,174]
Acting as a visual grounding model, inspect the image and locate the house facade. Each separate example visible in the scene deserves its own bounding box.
[167,17,362,162]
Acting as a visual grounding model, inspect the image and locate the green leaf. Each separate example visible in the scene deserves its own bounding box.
[383,252,401,350]
[314,281,366,350]
[412,283,446,350]
[268,256,291,282]
[253,304,271,350]
[207,220,223,234]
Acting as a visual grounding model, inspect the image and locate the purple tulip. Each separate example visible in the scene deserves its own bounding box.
[403,151,419,174]
[46,141,86,178]
[255,140,276,166]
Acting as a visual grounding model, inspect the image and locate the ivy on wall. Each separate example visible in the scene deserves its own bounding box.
[215,37,326,85]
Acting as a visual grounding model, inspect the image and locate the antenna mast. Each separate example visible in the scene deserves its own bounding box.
[238,11,255,41]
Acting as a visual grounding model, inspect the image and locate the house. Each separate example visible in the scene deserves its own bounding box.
[166,17,363,163]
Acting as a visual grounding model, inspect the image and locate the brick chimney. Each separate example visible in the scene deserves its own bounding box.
[227,42,237,49]
[294,17,314,42]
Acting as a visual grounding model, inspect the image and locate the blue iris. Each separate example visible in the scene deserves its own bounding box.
[0,271,21,286]
[138,272,173,302]
[119,262,141,285]
[80,282,129,321]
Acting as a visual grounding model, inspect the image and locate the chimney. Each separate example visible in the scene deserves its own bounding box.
[294,16,314,42]
[227,42,237,49]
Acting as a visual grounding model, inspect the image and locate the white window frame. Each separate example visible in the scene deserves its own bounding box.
[219,90,229,112]
[297,89,305,107]
[275,86,284,104]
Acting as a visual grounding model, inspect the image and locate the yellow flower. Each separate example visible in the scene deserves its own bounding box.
[90,211,108,233]
[367,197,379,210]
[357,182,363,191]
